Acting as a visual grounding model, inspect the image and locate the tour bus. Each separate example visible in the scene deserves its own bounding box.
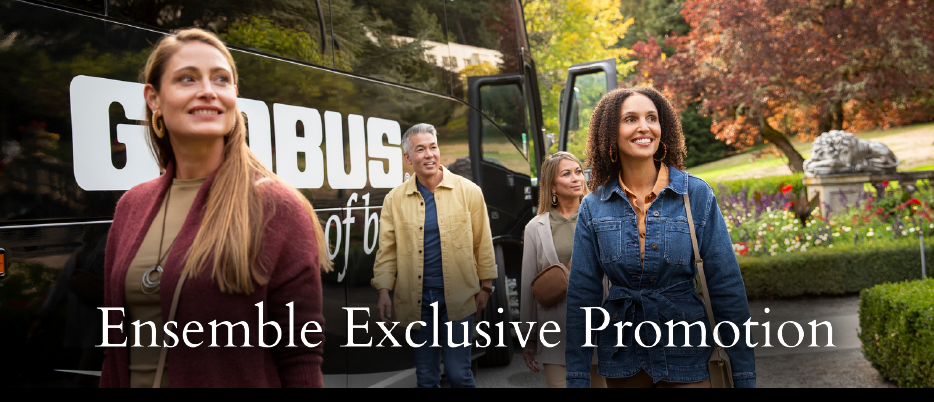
[0,0,618,387]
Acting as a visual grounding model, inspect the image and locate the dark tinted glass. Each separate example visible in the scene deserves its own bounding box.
[327,0,453,94]
[446,0,523,99]
[108,0,333,68]
[480,83,530,175]
[39,0,105,14]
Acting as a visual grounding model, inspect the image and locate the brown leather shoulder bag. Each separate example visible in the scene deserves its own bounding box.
[531,260,570,308]
[683,192,735,388]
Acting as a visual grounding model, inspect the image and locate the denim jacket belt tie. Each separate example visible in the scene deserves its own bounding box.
[602,279,697,380]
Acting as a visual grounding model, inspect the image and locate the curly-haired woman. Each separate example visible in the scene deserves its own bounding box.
[564,87,755,388]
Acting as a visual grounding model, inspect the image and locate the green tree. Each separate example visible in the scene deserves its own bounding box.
[410,3,447,42]
[524,0,635,148]
[681,103,732,168]
[618,0,689,54]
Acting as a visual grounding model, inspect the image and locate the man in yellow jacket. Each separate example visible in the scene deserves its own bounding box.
[371,123,497,388]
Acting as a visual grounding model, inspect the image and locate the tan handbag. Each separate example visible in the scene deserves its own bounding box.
[530,260,570,308]
[683,193,735,388]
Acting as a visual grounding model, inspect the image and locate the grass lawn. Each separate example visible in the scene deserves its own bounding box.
[689,122,934,185]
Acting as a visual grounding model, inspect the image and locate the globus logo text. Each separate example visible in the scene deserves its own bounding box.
[70,75,404,191]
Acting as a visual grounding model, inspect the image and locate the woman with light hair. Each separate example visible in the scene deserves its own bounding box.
[100,28,330,388]
[519,151,606,388]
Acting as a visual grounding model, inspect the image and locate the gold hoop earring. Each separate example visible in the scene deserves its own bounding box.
[152,112,165,139]
[552,193,558,206]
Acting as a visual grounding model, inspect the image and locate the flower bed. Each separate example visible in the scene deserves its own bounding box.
[716,178,934,257]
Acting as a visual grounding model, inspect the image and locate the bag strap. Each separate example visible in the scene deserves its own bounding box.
[152,267,190,388]
[682,193,722,348]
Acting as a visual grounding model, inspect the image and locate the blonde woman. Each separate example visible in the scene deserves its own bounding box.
[99,28,331,388]
[519,152,606,388]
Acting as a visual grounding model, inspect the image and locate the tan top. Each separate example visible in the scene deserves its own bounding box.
[618,164,669,261]
[549,208,578,265]
[124,177,205,388]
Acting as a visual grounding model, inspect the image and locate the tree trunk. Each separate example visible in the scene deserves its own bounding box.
[761,119,805,173]
[818,112,833,134]
[832,100,844,130]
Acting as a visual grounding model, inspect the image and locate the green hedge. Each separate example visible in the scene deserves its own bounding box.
[712,173,805,198]
[859,279,934,388]
[738,237,932,299]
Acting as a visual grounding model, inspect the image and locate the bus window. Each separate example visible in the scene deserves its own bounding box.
[479,82,531,176]
[327,0,453,95]
[445,0,523,100]
[108,0,333,68]
[558,59,618,163]
[559,72,605,159]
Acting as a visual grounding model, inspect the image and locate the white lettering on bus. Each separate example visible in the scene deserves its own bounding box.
[69,75,403,191]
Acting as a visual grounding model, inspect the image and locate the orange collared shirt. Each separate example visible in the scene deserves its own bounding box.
[618,164,670,261]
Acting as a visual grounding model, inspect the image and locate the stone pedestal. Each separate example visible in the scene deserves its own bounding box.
[804,170,934,215]
[804,174,870,214]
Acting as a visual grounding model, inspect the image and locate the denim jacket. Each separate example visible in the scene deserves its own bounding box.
[565,166,756,388]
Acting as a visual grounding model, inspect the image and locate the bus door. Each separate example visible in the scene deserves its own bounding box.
[466,74,535,240]
[558,59,618,170]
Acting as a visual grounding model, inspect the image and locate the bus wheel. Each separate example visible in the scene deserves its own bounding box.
[477,244,513,367]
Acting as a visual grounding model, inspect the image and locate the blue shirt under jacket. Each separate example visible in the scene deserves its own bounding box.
[564,166,756,388]
[416,179,444,289]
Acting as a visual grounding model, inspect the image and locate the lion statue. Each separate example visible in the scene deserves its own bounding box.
[803,130,899,175]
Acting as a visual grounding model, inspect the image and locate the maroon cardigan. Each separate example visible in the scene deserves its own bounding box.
[100,164,324,388]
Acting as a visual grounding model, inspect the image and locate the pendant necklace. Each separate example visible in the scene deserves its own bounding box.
[141,184,177,295]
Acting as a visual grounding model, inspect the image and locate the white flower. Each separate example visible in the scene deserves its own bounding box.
[829,244,834,248]
[806,222,811,227]
[833,232,840,237]
[909,227,915,233]
[806,235,812,240]
[886,226,892,231]
[866,232,874,237]
[771,251,777,256]
[815,239,822,245]
[843,227,852,232]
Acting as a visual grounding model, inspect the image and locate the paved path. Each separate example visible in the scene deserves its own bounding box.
[472,295,895,388]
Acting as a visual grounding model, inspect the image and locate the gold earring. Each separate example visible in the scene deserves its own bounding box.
[152,112,165,139]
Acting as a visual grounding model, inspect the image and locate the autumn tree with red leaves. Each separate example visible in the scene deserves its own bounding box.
[633,0,934,172]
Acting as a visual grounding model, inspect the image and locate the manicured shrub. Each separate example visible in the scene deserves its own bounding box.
[859,279,934,388]
[738,238,932,298]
